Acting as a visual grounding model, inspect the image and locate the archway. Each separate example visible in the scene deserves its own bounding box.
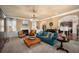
[58,15,78,40]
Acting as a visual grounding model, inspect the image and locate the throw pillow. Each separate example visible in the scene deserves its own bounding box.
[44,32,51,38]
[50,33,54,39]
[29,30,36,36]
[38,31,43,35]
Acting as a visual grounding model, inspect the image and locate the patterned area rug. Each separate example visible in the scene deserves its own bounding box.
[1,38,79,53]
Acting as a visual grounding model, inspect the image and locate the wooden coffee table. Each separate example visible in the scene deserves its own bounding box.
[23,37,41,47]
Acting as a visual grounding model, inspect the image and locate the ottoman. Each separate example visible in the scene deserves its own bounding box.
[23,37,41,47]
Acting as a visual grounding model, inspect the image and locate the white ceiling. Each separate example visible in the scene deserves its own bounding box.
[0,5,79,20]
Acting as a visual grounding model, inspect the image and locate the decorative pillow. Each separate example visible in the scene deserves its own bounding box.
[18,31,26,38]
[29,30,36,36]
[50,33,54,39]
[38,31,43,35]
[43,32,48,36]
[43,32,51,38]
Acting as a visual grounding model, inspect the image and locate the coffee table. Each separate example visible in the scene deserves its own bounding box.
[23,36,41,47]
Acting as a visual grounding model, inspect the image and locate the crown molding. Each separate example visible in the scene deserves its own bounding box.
[40,9,79,21]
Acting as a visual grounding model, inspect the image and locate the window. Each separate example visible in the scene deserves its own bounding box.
[22,20,29,30]
[0,19,4,32]
[32,20,37,30]
[7,18,16,32]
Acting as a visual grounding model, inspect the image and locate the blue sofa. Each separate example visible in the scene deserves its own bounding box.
[36,31,58,45]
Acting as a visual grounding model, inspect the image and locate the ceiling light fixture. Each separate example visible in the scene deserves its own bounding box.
[30,6,37,21]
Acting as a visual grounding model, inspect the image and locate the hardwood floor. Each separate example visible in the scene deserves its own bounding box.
[0,38,9,52]
[1,37,79,53]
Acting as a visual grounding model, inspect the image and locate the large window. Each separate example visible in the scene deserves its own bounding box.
[32,20,37,30]
[21,20,29,30]
[0,19,4,32]
[7,18,16,32]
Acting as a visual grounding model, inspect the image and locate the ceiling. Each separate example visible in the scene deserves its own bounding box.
[0,5,79,20]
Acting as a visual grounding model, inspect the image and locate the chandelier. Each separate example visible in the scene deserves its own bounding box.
[30,6,37,21]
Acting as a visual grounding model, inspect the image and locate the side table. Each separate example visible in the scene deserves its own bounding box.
[57,37,69,53]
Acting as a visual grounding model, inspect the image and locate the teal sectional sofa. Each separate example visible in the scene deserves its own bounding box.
[36,30,58,45]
